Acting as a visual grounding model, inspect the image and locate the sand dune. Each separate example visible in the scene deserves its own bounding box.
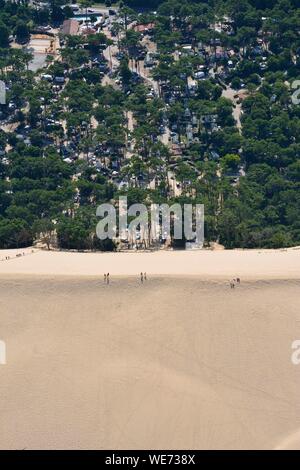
[0,275,299,449]
[275,430,300,450]
[1,247,300,278]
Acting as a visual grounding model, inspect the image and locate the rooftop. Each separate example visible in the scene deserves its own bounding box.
[61,19,79,36]
[133,23,155,33]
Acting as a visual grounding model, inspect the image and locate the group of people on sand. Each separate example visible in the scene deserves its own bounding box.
[1,250,35,262]
[230,277,241,289]
[2,253,24,261]
[103,272,148,284]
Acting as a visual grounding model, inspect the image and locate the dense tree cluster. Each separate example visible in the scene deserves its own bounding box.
[0,0,299,249]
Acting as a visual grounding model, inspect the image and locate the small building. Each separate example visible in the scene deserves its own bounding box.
[133,23,155,34]
[171,144,182,156]
[61,19,79,36]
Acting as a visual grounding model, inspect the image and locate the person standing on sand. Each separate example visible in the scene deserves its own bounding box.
[144,272,147,281]
[140,272,144,283]
[107,273,110,285]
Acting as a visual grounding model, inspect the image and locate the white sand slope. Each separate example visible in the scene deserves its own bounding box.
[0,276,300,449]
[275,430,300,450]
[1,247,300,278]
